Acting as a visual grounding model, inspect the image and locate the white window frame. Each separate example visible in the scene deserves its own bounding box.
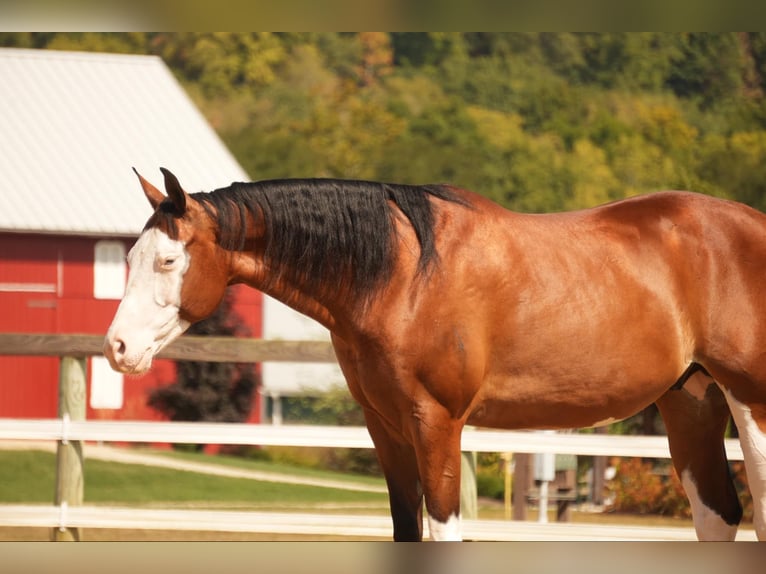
[93,240,126,300]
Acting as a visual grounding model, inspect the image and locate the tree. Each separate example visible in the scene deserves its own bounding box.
[697,130,766,210]
[356,32,393,87]
[147,289,260,449]
[152,32,286,96]
[666,33,749,107]
[4,32,766,216]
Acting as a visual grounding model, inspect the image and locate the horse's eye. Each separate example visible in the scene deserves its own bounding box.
[163,257,176,267]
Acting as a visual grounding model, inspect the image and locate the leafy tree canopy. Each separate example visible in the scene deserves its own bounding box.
[6,32,766,211]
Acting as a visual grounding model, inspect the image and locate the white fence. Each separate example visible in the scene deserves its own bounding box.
[1,503,731,541]
[0,419,753,541]
[0,418,746,457]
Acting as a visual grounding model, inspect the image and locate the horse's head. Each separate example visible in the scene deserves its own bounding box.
[104,168,229,374]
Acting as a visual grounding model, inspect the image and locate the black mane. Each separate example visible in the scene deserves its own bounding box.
[189,178,469,301]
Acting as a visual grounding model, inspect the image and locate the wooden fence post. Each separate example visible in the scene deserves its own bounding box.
[51,356,86,541]
[512,452,531,521]
[592,426,608,506]
[460,451,477,520]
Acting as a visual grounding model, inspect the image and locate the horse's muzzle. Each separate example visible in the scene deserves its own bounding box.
[103,334,153,375]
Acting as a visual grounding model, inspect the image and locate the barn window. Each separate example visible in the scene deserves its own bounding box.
[94,240,126,299]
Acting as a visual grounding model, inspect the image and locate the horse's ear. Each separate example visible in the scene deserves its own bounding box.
[160,167,187,214]
[133,167,165,209]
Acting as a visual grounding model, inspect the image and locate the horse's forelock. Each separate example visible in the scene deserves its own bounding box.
[143,204,180,239]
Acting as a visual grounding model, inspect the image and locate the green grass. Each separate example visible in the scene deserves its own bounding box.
[0,450,388,508]
[0,450,57,503]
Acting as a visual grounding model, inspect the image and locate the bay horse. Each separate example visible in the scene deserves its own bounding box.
[105,167,766,541]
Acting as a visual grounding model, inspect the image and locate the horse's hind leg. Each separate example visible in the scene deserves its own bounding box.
[363,409,424,541]
[656,374,742,540]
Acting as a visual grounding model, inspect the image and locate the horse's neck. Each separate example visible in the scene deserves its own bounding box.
[228,250,342,332]
[264,280,340,332]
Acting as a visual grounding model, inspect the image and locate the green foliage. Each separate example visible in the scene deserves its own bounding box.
[476,469,505,501]
[474,452,508,500]
[152,33,287,96]
[278,387,364,426]
[273,387,380,476]
[607,457,754,521]
[4,32,766,212]
[606,458,690,517]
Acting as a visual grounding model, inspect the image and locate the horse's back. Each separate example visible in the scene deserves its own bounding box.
[477,190,766,268]
[588,190,766,234]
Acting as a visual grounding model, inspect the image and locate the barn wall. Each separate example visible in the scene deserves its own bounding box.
[0,233,263,423]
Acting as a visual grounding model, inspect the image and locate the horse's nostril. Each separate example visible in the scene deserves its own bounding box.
[115,339,126,356]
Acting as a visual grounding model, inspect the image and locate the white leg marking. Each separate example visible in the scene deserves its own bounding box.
[427,513,462,541]
[720,387,766,540]
[680,469,737,541]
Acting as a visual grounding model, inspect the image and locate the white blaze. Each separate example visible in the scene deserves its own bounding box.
[104,228,191,374]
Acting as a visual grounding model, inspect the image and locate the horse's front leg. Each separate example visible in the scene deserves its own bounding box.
[410,405,464,541]
[363,409,425,541]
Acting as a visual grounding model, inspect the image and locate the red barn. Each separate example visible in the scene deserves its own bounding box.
[0,48,262,424]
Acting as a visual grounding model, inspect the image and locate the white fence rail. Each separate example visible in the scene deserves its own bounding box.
[0,418,745,458]
[6,503,752,541]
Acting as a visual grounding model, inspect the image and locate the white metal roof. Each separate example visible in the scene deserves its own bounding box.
[0,48,249,236]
